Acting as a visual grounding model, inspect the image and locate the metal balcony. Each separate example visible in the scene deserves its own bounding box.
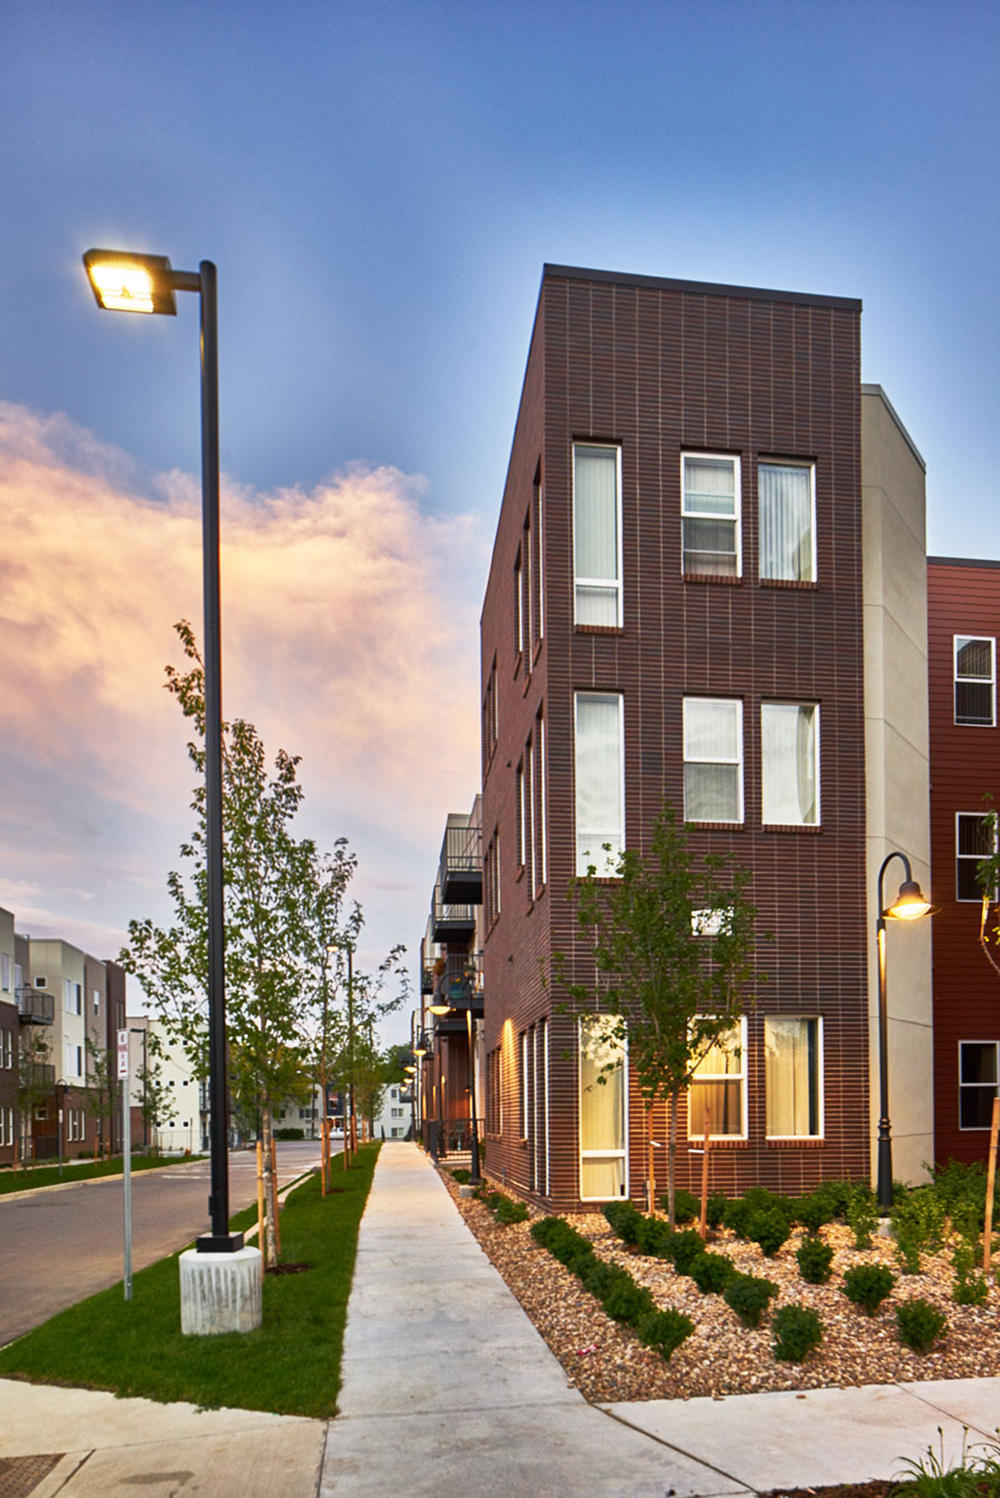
[15,986,54,1025]
[431,953,484,1017]
[438,820,483,906]
[430,887,476,944]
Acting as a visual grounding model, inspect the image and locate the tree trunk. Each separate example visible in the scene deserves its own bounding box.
[321,1113,329,1196]
[666,1088,679,1228]
[260,1101,279,1269]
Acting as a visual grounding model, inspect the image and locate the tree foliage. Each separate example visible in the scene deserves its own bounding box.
[556,801,762,1223]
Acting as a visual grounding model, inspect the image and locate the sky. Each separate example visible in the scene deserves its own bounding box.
[1,0,998,1044]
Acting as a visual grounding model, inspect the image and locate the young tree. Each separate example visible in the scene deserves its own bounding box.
[83,1037,114,1159]
[16,1027,53,1169]
[121,622,316,1267]
[299,843,357,1193]
[556,801,761,1225]
[136,1040,178,1153]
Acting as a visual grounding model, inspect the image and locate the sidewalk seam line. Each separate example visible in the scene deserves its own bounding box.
[45,1449,93,1496]
[597,1405,755,1492]
[890,1380,1000,1441]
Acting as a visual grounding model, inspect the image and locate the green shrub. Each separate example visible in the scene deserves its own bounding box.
[843,1263,896,1316]
[723,1272,778,1328]
[722,1197,753,1239]
[637,1308,695,1360]
[847,1185,879,1250]
[742,1185,777,1214]
[813,1178,856,1220]
[664,1188,700,1226]
[747,1207,791,1258]
[578,1256,619,1299]
[493,1194,529,1225]
[668,1228,708,1276]
[891,1188,946,1274]
[636,1215,675,1258]
[706,1191,729,1229]
[895,1298,947,1354]
[772,1304,823,1363]
[951,1240,989,1306]
[603,1200,643,1245]
[689,1251,735,1295]
[796,1235,834,1285]
[273,1127,305,1141]
[932,1158,996,1228]
[795,1193,835,1234]
[603,1274,656,1324]
[449,1168,472,1184]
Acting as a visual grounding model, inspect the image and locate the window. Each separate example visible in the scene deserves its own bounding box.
[959,1041,999,1129]
[573,443,621,626]
[0,1106,13,1147]
[765,1018,822,1137]
[1,953,9,991]
[688,1022,746,1139]
[521,1031,530,1138]
[516,760,526,869]
[1,1029,12,1068]
[954,637,995,726]
[956,813,997,901]
[759,461,815,582]
[482,658,498,775]
[761,703,819,826]
[486,1047,503,1134]
[535,475,545,645]
[514,546,525,661]
[682,453,740,576]
[574,692,624,875]
[93,989,100,1015]
[683,698,743,823]
[536,707,547,890]
[63,980,81,1016]
[64,1043,82,1079]
[485,829,501,929]
[524,735,536,899]
[579,1016,627,1199]
[519,508,534,660]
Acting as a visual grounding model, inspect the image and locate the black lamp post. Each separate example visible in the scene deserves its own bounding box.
[83,249,242,1253]
[875,851,932,1212]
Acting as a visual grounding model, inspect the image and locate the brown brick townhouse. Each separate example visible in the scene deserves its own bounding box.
[466,264,932,1212]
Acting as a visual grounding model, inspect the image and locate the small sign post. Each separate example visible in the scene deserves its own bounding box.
[118,1029,133,1301]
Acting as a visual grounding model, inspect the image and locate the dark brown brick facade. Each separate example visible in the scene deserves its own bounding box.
[928,558,1000,1166]
[481,265,870,1211]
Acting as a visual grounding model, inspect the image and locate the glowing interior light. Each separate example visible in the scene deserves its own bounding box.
[89,263,155,313]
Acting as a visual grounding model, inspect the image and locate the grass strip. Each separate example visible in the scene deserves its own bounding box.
[0,1154,205,1195]
[0,1142,380,1418]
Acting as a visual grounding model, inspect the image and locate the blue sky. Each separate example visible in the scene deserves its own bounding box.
[1,0,998,1039]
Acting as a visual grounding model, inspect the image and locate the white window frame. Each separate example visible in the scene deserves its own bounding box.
[516,760,526,869]
[758,459,816,583]
[578,1015,629,1201]
[761,701,820,827]
[681,452,741,577]
[521,1030,530,1140]
[764,1016,824,1140]
[958,1040,1000,1130]
[682,697,744,824]
[1,952,9,991]
[687,1018,748,1141]
[574,691,625,875]
[956,812,998,902]
[954,636,996,727]
[537,709,548,889]
[572,442,623,627]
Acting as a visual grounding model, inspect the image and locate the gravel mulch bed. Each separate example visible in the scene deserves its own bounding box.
[437,1168,1000,1407]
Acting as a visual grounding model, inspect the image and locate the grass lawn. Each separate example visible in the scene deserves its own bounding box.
[0,1154,205,1195]
[0,1142,380,1418]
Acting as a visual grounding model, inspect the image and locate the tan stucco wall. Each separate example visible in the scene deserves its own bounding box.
[862,385,933,1185]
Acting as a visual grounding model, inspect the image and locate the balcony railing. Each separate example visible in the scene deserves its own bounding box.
[431,887,476,944]
[25,1062,55,1088]
[15,986,54,1025]
[439,821,483,905]
[431,953,483,1016]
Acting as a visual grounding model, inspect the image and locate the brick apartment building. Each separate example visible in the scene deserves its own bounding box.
[475,263,932,1212]
[927,557,1000,1166]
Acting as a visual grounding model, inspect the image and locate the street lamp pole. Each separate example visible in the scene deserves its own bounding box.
[875,851,932,1212]
[82,249,241,1254]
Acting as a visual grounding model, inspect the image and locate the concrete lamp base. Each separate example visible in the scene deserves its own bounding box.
[179,1245,263,1335]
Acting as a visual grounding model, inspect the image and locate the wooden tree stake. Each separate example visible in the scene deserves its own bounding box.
[256,1139,266,1269]
[699,1106,711,1240]
[271,1135,282,1256]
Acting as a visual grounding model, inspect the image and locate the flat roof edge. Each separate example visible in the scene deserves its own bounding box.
[861,383,926,472]
[543,263,862,312]
[928,555,1000,571]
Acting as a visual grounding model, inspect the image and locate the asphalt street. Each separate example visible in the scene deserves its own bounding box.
[0,1140,324,1345]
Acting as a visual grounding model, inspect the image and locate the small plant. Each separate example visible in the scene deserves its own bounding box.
[951,1239,989,1307]
[449,1168,472,1184]
[724,1272,778,1328]
[722,1197,753,1239]
[843,1263,896,1316]
[662,1187,700,1226]
[795,1192,834,1234]
[706,1190,729,1229]
[895,1298,947,1355]
[796,1234,834,1285]
[689,1251,735,1295]
[892,1189,946,1275]
[603,1274,656,1324]
[847,1184,879,1250]
[493,1193,529,1225]
[668,1228,708,1276]
[636,1214,675,1258]
[772,1303,823,1363]
[747,1207,791,1258]
[637,1307,695,1360]
[891,1428,980,1498]
[603,1199,643,1245]
[813,1177,856,1220]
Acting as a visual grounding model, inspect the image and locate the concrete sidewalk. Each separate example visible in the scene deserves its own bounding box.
[3,1142,999,1497]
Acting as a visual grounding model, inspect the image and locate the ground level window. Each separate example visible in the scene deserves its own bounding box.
[959,1041,999,1129]
[765,1017,822,1137]
[688,1022,746,1139]
[579,1016,627,1199]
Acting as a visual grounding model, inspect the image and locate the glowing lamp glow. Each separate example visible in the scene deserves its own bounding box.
[428,1001,451,1016]
[83,249,178,315]
[885,879,932,921]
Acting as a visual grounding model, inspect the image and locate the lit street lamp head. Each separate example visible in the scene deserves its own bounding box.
[83,248,179,315]
[885,878,932,921]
